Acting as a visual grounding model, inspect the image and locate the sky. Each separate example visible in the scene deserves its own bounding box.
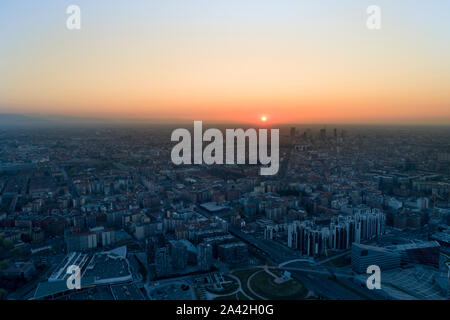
[1,0,450,125]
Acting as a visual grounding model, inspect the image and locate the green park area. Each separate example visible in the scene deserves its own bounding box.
[249,270,307,300]
[230,268,308,300]
[231,268,260,299]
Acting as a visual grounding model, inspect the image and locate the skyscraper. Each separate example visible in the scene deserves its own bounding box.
[155,246,170,277]
[320,127,326,140]
[290,127,296,138]
[197,243,213,271]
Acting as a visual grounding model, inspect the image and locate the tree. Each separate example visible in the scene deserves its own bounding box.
[2,239,13,250]
[0,259,9,270]
[0,288,7,300]
[11,247,23,259]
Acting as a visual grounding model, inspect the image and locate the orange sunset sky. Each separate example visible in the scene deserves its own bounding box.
[1,0,450,125]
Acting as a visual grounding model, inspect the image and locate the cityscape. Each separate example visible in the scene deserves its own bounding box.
[1,1,450,305]
[0,122,449,300]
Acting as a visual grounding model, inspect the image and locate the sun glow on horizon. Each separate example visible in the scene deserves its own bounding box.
[1,1,450,124]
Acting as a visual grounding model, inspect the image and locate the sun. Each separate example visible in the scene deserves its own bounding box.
[261,115,267,122]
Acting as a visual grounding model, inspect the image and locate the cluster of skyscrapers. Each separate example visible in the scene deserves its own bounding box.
[280,209,386,256]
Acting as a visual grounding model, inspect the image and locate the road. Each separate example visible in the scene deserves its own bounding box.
[228,224,386,299]
[196,203,387,299]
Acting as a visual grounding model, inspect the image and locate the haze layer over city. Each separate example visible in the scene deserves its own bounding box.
[0,0,449,301]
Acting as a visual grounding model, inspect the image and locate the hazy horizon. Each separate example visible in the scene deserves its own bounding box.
[1,1,450,125]
[2,112,450,128]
